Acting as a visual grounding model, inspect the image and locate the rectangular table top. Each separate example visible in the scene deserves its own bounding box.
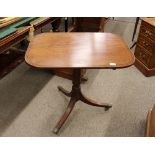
[25,32,135,69]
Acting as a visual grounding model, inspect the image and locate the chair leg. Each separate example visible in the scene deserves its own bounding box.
[130,42,137,49]
[132,17,140,41]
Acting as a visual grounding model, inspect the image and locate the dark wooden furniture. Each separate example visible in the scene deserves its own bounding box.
[134,18,155,76]
[0,17,61,79]
[71,17,105,32]
[146,104,155,136]
[52,17,105,80]
[25,32,134,134]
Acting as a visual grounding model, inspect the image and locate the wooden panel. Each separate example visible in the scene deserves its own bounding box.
[138,34,155,54]
[140,21,155,41]
[71,17,105,32]
[134,18,155,76]
[76,17,101,32]
[52,68,86,80]
[0,49,24,79]
[135,57,155,77]
[134,45,152,67]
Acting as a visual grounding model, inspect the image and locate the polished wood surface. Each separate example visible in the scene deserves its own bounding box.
[142,18,155,27]
[25,32,134,69]
[146,104,155,136]
[53,17,106,79]
[25,32,135,134]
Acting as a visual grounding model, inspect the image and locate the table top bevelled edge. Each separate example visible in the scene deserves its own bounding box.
[25,32,135,69]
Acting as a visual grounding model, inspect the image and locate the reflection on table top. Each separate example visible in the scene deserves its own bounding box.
[25,32,135,69]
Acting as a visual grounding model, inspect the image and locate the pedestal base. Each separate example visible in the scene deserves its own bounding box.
[53,69,112,134]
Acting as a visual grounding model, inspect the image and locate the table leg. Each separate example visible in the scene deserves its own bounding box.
[80,93,112,110]
[53,68,112,134]
[130,41,137,49]
[53,97,77,134]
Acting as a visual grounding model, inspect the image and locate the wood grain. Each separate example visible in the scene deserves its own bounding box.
[25,32,135,134]
[25,32,135,69]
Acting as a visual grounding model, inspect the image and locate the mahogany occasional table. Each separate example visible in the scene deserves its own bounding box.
[25,32,135,134]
